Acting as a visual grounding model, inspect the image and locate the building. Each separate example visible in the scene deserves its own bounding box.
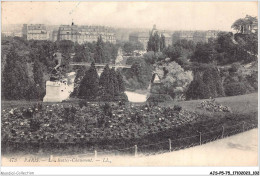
[2,31,23,37]
[129,25,172,50]
[129,32,150,50]
[22,24,49,40]
[172,31,194,43]
[172,30,220,44]
[57,23,116,44]
[51,31,58,42]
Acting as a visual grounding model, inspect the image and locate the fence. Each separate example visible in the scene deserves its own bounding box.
[3,121,257,158]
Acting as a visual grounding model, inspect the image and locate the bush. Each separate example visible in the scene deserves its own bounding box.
[173,105,182,112]
[186,64,225,100]
[147,94,173,102]
[113,93,128,102]
[100,103,112,116]
[224,82,247,96]
[228,63,240,73]
[78,100,88,108]
[246,71,258,90]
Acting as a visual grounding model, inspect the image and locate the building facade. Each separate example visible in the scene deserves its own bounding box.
[22,24,49,40]
[172,30,220,44]
[57,23,116,44]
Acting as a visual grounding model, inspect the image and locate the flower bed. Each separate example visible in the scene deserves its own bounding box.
[1,103,198,145]
[198,98,232,112]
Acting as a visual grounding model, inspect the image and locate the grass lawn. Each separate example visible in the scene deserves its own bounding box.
[160,92,258,114]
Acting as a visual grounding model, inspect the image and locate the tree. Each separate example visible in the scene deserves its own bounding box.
[147,31,162,52]
[191,42,218,64]
[2,47,31,100]
[94,36,105,63]
[160,34,166,51]
[78,62,99,100]
[186,65,225,100]
[116,70,125,93]
[110,68,119,96]
[232,15,258,34]
[70,67,87,97]
[123,42,135,55]
[186,73,210,100]
[154,61,193,99]
[99,64,110,88]
[164,45,182,63]
[33,58,45,99]
[74,44,92,62]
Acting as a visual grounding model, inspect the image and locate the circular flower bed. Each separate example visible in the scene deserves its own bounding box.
[1,103,199,144]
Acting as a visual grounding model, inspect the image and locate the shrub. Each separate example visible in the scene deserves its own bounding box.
[147,94,173,102]
[173,105,182,112]
[100,103,112,116]
[113,93,128,102]
[186,65,224,100]
[228,63,240,73]
[246,71,258,90]
[78,100,88,108]
[224,82,247,96]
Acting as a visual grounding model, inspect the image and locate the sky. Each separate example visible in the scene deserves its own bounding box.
[1,1,258,31]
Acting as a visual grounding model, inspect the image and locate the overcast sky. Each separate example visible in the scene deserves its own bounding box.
[2,1,258,31]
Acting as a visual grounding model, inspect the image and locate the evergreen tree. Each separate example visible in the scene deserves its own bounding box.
[2,47,31,100]
[110,68,119,96]
[70,67,87,97]
[147,34,153,52]
[154,32,160,52]
[94,35,104,63]
[116,70,125,93]
[160,34,166,51]
[99,64,111,99]
[99,64,110,87]
[147,31,161,52]
[78,62,99,100]
[33,58,45,99]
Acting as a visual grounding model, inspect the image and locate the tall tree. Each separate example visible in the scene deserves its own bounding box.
[160,34,166,51]
[99,64,110,89]
[33,58,45,99]
[116,70,125,93]
[94,35,104,63]
[2,47,31,100]
[110,68,119,96]
[78,62,99,100]
[147,31,165,52]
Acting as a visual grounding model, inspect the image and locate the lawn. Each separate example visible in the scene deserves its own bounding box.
[160,92,258,114]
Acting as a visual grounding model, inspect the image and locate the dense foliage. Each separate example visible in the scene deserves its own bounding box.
[76,63,127,101]
[78,62,99,100]
[2,47,31,100]
[186,64,225,100]
[1,36,119,100]
[122,58,154,90]
[121,41,144,55]
[191,30,257,65]
[154,61,193,100]
[147,32,166,52]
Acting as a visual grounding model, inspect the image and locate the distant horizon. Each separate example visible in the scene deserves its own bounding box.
[2,2,258,32]
[1,23,232,33]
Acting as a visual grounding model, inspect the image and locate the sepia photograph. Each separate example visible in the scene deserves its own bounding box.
[1,1,259,175]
